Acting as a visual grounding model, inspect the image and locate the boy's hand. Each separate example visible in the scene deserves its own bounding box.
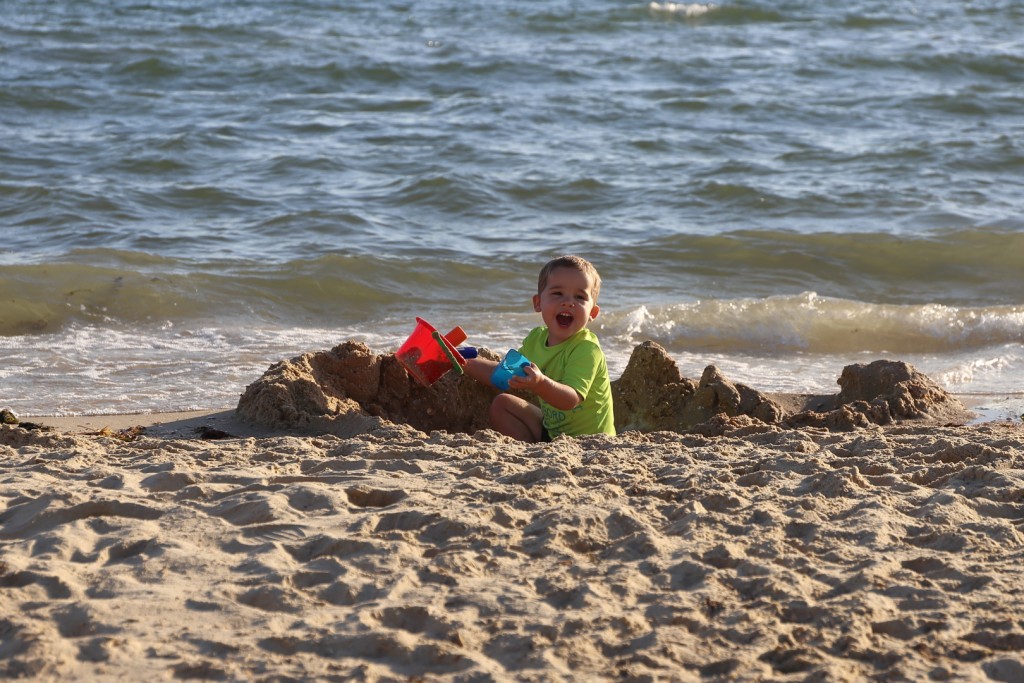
[508,362,544,390]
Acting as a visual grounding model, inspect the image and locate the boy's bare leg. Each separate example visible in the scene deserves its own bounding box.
[490,394,544,442]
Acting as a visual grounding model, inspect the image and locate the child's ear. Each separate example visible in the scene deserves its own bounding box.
[589,304,600,320]
[533,294,541,312]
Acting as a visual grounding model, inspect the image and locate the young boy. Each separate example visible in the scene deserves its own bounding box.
[465,255,616,442]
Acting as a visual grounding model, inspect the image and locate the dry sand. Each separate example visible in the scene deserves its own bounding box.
[3,409,1024,681]
[4,341,1024,681]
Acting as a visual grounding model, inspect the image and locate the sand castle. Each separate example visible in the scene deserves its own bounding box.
[237,340,972,436]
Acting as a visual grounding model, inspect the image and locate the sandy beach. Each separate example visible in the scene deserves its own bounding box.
[3,421,1024,681]
[3,344,1024,681]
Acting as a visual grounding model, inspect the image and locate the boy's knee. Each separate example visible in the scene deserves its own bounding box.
[488,393,541,442]
[489,393,514,422]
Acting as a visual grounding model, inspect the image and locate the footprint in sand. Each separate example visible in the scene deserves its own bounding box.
[209,492,290,526]
[236,585,303,614]
[374,509,474,545]
[983,657,1024,682]
[258,631,469,673]
[344,486,407,508]
[289,570,334,589]
[285,486,337,513]
[171,660,229,680]
[0,568,72,599]
[240,523,306,543]
[285,534,389,564]
[0,496,162,539]
[140,470,196,493]
[370,605,456,639]
[104,537,158,565]
[54,603,118,639]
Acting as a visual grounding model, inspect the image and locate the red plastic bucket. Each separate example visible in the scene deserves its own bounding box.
[396,317,468,386]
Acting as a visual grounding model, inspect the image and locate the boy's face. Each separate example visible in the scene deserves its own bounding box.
[533,266,600,346]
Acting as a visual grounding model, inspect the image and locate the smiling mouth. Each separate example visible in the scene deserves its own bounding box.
[556,312,574,327]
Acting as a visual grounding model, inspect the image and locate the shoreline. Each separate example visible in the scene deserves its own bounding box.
[15,390,1021,441]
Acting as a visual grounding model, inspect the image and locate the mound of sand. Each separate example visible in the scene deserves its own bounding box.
[237,340,971,436]
[235,341,500,436]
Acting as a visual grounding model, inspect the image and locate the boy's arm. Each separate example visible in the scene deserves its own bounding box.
[511,365,581,412]
[464,357,580,411]
[463,357,499,386]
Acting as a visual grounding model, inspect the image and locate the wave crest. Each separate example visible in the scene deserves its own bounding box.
[602,293,1024,355]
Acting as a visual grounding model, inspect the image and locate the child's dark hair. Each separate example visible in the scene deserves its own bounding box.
[537,255,602,301]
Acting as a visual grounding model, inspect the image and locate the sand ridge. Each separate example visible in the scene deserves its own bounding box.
[2,417,1024,681]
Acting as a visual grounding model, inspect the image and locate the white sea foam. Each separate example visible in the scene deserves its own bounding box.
[648,2,717,16]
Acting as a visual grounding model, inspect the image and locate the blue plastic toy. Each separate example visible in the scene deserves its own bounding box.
[490,349,532,390]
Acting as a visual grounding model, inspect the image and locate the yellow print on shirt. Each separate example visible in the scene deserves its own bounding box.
[543,404,583,431]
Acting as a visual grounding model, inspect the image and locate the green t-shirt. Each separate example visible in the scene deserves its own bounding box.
[520,326,616,438]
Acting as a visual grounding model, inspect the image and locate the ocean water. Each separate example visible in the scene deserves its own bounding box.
[2,0,1022,418]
